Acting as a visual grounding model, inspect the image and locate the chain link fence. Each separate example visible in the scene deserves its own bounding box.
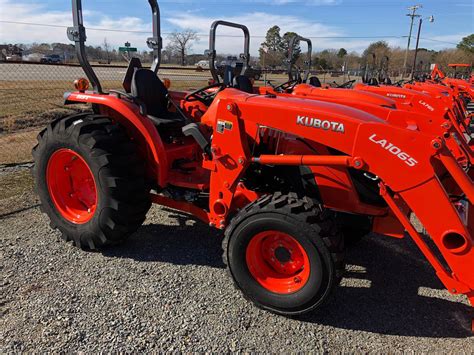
[0,61,356,216]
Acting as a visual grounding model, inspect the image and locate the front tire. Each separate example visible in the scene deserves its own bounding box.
[223,193,345,315]
[32,113,151,250]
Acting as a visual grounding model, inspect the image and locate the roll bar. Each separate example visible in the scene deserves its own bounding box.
[208,21,251,83]
[288,35,312,83]
[67,0,162,93]
[147,0,163,74]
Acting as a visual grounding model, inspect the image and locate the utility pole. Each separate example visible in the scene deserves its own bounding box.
[403,4,422,77]
[411,15,434,80]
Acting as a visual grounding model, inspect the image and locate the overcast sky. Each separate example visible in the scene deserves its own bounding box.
[0,0,472,54]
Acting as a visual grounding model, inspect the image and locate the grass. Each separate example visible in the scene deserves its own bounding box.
[0,130,39,164]
[0,169,36,215]
[0,169,34,201]
[0,78,210,164]
[0,71,353,164]
[0,79,209,121]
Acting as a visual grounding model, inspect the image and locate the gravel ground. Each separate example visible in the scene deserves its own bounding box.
[1,204,473,352]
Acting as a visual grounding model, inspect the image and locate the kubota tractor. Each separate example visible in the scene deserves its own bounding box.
[33,0,474,330]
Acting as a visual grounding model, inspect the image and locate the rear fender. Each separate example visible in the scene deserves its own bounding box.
[65,91,168,186]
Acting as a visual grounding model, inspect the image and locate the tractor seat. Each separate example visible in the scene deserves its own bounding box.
[131,68,184,127]
[368,78,379,86]
[233,75,254,94]
[308,76,322,87]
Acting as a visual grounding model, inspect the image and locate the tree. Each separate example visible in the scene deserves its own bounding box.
[434,48,473,75]
[363,41,391,69]
[29,43,52,54]
[457,34,474,54]
[102,38,111,64]
[282,32,301,64]
[337,48,347,58]
[262,26,283,52]
[167,29,199,66]
[259,26,284,67]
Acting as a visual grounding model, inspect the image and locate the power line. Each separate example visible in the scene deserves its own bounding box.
[419,37,459,45]
[0,20,461,45]
[0,20,405,39]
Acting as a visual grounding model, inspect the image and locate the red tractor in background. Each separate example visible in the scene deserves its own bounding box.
[208,26,473,170]
[33,0,474,331]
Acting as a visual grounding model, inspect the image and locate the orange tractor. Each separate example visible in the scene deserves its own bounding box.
[208,26,473,171]
[33,0,474,330]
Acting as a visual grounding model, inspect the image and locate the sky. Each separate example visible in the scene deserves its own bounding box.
[0,0,473,55]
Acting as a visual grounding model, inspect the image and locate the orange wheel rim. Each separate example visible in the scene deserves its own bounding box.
[246,231,311,294]
[46,149,97,224]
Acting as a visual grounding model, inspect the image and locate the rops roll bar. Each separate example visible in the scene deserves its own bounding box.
[67,0,162,93]
[207,21,251,83]
[288,35,312,83]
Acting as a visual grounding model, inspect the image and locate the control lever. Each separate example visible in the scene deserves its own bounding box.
[182,123,212,158]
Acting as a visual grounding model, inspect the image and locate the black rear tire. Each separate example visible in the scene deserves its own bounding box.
[32,113,151,250]
[223,193,345,315]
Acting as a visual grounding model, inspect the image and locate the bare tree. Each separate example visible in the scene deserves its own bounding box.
[102,38,111,64]
[167,29,199,66]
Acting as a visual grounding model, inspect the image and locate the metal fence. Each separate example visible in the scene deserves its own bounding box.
[0,61,357,216]
[0,61,212,215]
[0,61,215,164]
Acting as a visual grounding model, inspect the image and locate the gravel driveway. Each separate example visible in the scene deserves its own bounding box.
[1,204,473,352]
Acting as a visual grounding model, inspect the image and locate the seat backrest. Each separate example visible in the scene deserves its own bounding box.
[123,57,143,93]
[368,77,379,86]
[131,68,169,116]
[308,76,322,87]
[233,75,253,93]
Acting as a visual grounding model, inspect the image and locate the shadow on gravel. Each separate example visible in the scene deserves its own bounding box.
[104,209,471,338]
[102,208,225,269]
[300,236,473,338]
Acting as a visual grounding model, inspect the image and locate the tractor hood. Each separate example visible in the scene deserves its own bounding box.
[292,84,397,109]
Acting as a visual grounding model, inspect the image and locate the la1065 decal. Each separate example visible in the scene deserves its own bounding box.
[369,134,418,167]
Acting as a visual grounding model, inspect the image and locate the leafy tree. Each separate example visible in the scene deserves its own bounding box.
[262,26,283,52]
[337,48,347,58]
[259,26,284,67]
[167,29,199,66]
[363,41,391,69]
[457,34,474,54]
[282,32,301,63]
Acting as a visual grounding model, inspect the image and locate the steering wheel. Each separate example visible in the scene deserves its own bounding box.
[184,83,226,106]
[393,79,414,87]
[337,80,356,89]
[274,79,300,93]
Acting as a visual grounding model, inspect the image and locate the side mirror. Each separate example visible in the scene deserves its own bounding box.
[239,53,247,60]
[204,49,211,57]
